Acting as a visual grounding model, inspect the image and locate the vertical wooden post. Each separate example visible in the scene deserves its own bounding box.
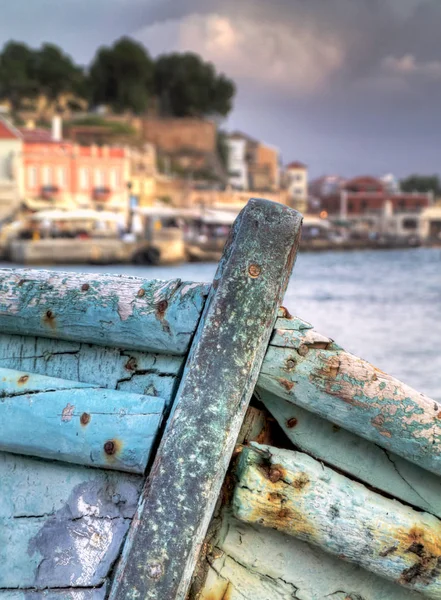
[109,198,302,600]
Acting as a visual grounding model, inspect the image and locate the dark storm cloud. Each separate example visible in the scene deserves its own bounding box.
[1,0,440,175]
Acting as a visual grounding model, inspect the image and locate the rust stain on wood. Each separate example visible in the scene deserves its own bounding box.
[42,309,56,330]
[278,378,294,391]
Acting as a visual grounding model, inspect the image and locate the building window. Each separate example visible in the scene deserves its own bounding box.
[58,167,67,189]
[110,168,120,190]
[94,169,104,187]
[42,166,52,185]
[294,187,303,195]
[80,167,89,190]
[27,166,37,188]
[361,200,368,211]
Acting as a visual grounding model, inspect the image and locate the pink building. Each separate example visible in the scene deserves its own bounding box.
[0,117,129,211]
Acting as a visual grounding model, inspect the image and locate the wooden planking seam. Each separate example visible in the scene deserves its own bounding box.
[234,443,441,599]
[258,320,441,477]
[0,270,209,355]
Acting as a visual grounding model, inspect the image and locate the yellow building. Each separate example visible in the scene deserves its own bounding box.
[285,161,308,213]
[128,144,157,207]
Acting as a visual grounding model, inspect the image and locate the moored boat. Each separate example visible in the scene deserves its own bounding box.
[0,198,439,600]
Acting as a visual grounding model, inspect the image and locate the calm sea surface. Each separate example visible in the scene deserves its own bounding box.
[4,248,440,399]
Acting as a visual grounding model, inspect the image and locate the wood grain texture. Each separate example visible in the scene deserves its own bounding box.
[0,590,107,600]
[0,451,143,589]
[234,443,441,598]
[0,269,208,355]
[258,315,441,476]
[0,367,164,473]
[197,511,421,600]
[261,391,441,519]
[109,199,302,600]
[0,334,182,406]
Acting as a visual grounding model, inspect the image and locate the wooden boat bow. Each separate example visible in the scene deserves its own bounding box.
[0,198,439,600]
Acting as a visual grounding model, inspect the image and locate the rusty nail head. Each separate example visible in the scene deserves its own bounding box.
[104,440,116,455]
[147,561,163,580]
[80,412,91,425]
[269,467,282,483]
[81,283,90,292]
[137,288,145,297]
[286,359,296,370]
[46,310,53,319]
[298,344,309,356]
[157,300,168,312]
[248,263,261,278]
[286,417,298,428]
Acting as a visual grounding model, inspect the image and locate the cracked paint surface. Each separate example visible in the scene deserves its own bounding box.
[258,316,441,476]
[0,367,165,473]
[0,269,208,355]
[234,444,441,598]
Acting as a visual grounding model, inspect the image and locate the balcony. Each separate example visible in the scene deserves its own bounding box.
[93,187,111,202]
[41,185,60,200]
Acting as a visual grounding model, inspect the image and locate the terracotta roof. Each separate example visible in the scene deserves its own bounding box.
[0,118,21,140]
[286,161,307,170]
[19,128,54,143]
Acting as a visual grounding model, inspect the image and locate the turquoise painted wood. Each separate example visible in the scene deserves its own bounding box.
[0,333,182,406]
[234,443,441,599]
[258,315,441,476]
[261,391,441,519]
[110,199,302,600]
[0,269,208,355]
[0,450,143,590]
[0,367,164,473]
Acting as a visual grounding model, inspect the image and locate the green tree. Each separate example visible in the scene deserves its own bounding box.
[34,43,86,103]
[89,37,154,114]
[401,175,441,195]
[154,52,235,118]
[0,41,38,110]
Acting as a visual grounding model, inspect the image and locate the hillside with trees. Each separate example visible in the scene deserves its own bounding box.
[0,37,236,119]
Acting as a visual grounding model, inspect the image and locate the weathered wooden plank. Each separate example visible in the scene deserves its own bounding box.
[0,450,143,588]
[197,511,421,600]
[0,333,182,405]
[109,199,302,599]
[235,443,441,598]
[0,368,164,473]
[261,391,441,518]
[0,270,208,355]
[258,318,441,476]
[0,590,107,600]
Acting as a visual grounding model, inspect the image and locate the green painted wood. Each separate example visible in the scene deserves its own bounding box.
[258,317,441,476]
[261,390,441,519]
[234,443,441,599]
[109,199,302,600]
[0,333,182,406]
[0,451,143,588]
[0,270,208,355]
[198,510,421,600]
[0,367,165,473]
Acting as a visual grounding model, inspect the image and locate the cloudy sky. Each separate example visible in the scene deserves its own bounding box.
[2,0,441,177]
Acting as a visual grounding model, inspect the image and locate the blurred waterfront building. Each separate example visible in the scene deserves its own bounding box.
[226,132,280,192]
[0,116,130,214]
[0,118,23,221]
[285,161,308,213]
